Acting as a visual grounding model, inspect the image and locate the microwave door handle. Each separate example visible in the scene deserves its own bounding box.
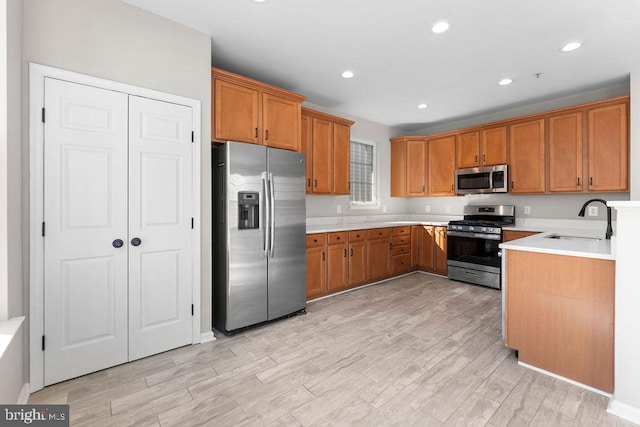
[488,171,494,192]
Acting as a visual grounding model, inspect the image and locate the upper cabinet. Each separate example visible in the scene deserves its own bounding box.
[456,127,507,168]
[588,103,628,192]
[549,112,583,192]
[509,119,546,193]
[212,68,306,151]
[390,137,427,197]
[301,108,354,195]
[428,135,456,196]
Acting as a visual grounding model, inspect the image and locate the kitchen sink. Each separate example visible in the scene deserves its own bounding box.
[545,234,602,242]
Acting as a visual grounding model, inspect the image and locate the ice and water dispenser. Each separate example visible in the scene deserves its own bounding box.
[238,191,259,230]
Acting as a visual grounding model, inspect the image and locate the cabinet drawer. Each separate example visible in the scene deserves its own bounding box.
[349,230,366,242]
[393,236,410,246]
[367,228,392,240]
[392,254,411,275]
[392,245,410,256]
[327,232,348,245]
[393,226,411,236]
[306,234,326,248]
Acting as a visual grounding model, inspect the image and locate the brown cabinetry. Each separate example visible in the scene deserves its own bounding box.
[366,228,392,282]
[326,232,348,293]
[502,230,539,242]
[301,108,355,195]
[390,138,427,197]
[428,135,456,196]
[305,234,326,300]
[348,230,367,286]
[549,112,583,192]
[212,68,305,151]
[588,103,628,191]
[456,126,507,169]
[416,225,447,275]
[509,119,546,193]
[391,227,412,275]
[456,131,480,168]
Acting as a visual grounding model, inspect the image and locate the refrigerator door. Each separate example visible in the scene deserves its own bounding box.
[225,142,269,330]
[267,148,307,320]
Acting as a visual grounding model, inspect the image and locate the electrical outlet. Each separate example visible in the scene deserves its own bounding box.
[524,206,531,215]
[382,205,387,213]
[588,206,598,217]
[425,205,431,213]
[445,206,451,213]
[336,204,341,214]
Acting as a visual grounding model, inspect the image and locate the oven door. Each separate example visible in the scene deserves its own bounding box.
[447,231,502,288]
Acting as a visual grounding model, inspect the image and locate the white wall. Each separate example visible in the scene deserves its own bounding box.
[303,102,411,217]
[0,0,8,323]
[630,71,640,200]
[21,0,213,334]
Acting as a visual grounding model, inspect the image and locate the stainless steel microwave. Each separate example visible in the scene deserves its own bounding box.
[455,164,508,194]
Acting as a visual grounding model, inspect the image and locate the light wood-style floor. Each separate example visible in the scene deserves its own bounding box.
[29,273,637,426]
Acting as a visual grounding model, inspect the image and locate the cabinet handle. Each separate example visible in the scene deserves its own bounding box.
[307,178,311,187]
[422,185,425,192]
[511,181,515,189]
[255,127,258,138]
[590,177,593,186]
[577,177,580,186]
[451,184,454,191]
[265,129,269,140]
[389,242,392,250]
[322,252,325,261]
[344,249,347,257]
[314,179,318,188]
[350,248,354,256]
[337,236,340,240]
[483,154,486,162]
[475,155,478,164]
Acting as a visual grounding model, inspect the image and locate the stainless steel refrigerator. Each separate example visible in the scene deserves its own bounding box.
[213,141,306,334]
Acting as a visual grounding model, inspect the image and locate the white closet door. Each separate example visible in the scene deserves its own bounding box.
[127,96,193,360]
[43,78,129,385]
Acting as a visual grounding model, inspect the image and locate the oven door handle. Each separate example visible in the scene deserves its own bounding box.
[446,230,501,240]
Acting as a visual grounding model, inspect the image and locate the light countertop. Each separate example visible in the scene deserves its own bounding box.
[500,228,615,260]
[306,220,449,234]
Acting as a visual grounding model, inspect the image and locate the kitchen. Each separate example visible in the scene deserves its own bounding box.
[1,0,640,425]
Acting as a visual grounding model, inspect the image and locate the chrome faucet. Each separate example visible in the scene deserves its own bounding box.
[578,198,613,240]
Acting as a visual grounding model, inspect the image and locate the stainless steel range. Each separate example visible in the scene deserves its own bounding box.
[447,205,515,289]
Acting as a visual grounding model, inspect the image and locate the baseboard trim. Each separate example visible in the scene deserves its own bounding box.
[518,361,611,397]
[608,399,640,425]
[200,331,216,344]
[17,383,29,404]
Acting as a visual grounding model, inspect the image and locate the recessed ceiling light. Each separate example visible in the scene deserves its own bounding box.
[417,104,428,109]
[498,78,513,86]
[251,0,267,3]
[562,42,582,52]
[341,70,355,79]
[432,21,450,34]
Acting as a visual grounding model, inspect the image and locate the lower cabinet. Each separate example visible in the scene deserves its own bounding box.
[366,228,393,282]
[327,232,349,293]
[415,225,448,276]
[392,226,412,275]
[348,231,367,286]
[306,234,327,300]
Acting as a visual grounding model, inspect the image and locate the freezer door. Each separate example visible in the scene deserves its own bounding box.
[225,142,268,330]
[267,148,307,320]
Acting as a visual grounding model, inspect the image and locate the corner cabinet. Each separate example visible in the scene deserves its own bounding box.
[212,68,306,152]
[301,108,354,195]
[588,102,629,191]
[390,137,427,197]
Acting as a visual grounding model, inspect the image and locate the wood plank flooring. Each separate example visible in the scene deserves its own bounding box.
[29,273,638,426]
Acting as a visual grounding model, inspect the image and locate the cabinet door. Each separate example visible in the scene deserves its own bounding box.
[588,103,628,191]
[327,243,348,292]
[311,118,333,193]
[549,112,583,192]
[418,226,435,270]
[306,246,326,300]
[262,93,300,151]
[482,126,507,166]
[407,139,427,196]
[333,123,350,195]
[457,131,480,168]
[390,140,407,197]
[428,135,456,195]
[411,226,420,268]
[301,114,313,193]
[434,227,448,275]
[509,119,546,193]
[367,238,391,281]
[349,241,367,286]
[214,80,260,144]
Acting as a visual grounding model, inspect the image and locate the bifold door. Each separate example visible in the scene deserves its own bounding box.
[42,78,193,385]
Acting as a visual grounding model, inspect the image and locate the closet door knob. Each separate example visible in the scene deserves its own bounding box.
[112,239,124,248]
[131,237,142,247]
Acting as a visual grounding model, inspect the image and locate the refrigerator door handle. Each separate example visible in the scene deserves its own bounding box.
[262,171,270,257]
[269,172,276,257]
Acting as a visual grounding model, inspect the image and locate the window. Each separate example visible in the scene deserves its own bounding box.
[350,139,378,207]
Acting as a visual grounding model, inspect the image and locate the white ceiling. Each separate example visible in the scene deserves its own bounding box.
[123,0,640,132]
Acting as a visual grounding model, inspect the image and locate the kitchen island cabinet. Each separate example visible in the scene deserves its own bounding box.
[502,239,615,393]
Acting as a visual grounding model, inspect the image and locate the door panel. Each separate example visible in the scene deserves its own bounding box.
[43,78,129,385]
[128,96,193,360]
[267,148,307,320]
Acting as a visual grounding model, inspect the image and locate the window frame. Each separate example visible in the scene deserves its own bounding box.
[349,138,380,210]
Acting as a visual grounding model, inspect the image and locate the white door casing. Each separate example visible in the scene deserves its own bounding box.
[43,78,129,385]
[128,96,193,360]
[30,64,202,391]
